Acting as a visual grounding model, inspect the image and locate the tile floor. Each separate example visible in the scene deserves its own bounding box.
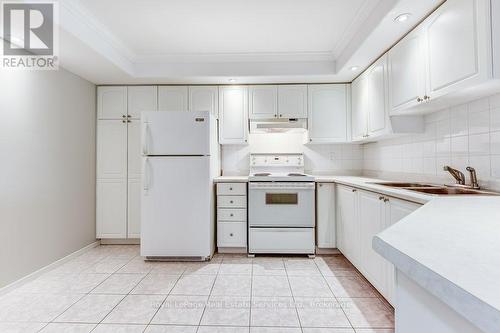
[0,245,394,333]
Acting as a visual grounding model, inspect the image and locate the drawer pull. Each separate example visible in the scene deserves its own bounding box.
[230,213,234,217]
[229,233,234,237]
[230,200,234,204]
[229,187,233,191]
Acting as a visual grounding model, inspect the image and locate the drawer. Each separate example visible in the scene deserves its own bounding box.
[217,222,247,247]
[217,208,246,222]
[217,183,246,195]
[217,195,246,208]
[249,228,315,254]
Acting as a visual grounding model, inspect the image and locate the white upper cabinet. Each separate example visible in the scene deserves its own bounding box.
[424,0,487,98]
[188,86,219,118]
[127,86,157,119]
[307,84,349,143]
[158,86,189,111]
[98,86,127,120]
[219,86,249,145]
[388,28,427,112]
[249,85,278,119]
[351,74,368,141]
[316,183,336,249]
[367,55,389,136]
[97,120,128,179]
[278,85,308,118]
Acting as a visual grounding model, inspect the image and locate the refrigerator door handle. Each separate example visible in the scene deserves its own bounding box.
[143,158,150,192]
[142,121,149,155]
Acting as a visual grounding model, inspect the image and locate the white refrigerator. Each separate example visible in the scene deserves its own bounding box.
[141,111,219,260]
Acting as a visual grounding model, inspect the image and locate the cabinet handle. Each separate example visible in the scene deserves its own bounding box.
[230,213,234,217]
[229,187,233,191]
[122,115,126,118]
[279,114,283,117]
[127,119,131,123]
[417,97,423,102]
[122,119,126,123]
[310,139,312,142]
[384,198,390,202]
[319,184,323,187]
[379,196,384,200]
[229,233,234,237]
[424,95,430,100]
[127,115,131,118]
[352,189,357,192]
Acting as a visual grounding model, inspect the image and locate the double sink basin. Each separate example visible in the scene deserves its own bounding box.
[371,182,500,196]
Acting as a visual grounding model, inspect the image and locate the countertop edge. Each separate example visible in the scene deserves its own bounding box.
[373,235,500,333]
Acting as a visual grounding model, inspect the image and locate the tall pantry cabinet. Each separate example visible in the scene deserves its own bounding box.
[96,86,157,239]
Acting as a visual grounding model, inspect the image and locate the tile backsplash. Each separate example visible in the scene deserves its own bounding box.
[363,93,500,188]
[221,132,363,175]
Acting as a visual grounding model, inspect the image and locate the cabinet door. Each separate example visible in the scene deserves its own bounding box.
[367,55,389,137]
[351,75,368,141]
[384,197,420,304]
[218,86,248,145]
[388,28,427,112]
[317,183,336,248]
[308,84,348,143]
[158,86,188,111]
[425,0,486,98]
[97,120,127,179]
[278,85,308,118]
[336,185,358,264]
[96,179,127,238]
[97,86,127,120]
[189,86,219,118]
[358,190,386,293]
[127,120,142,180]
[249,85,277,119]
[127,178,141,238]
[127,86,157,119]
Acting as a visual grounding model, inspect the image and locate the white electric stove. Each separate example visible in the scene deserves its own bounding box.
[248,153,316,256]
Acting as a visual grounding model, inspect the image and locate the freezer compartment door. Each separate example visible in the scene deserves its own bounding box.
[249,228,315,254]
[142,111,211,156]
[141,156,213,257]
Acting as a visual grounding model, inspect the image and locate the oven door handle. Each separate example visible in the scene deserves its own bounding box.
[249,183,315,190]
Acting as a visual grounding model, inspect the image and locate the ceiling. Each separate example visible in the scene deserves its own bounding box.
[55,0,443,84]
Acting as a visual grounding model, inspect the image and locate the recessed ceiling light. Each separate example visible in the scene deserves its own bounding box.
[350,66,359,71]
[228,79,236,83]
[394,13,411,23]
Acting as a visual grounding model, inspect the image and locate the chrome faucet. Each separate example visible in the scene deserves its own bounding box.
[443,166,465,185]
[466,166,480,189]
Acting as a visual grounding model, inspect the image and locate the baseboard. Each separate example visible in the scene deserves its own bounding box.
[100,238,140,245]
[217,247,247,254]
[0,240,100,297]
[316,247,341,255]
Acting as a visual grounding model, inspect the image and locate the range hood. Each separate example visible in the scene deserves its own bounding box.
[249,118,307,133]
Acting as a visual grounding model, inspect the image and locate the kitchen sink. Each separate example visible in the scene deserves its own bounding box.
[408,187,500,196]
[371,182,440,188]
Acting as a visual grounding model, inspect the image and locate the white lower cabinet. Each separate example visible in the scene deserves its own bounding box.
[336,185,421,305]
[216,183,247,252]
[96,179,127,238]
[316,183,336,248]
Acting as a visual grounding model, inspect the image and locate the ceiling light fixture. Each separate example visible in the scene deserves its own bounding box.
[394,13,411,23]
[350,66,359,71]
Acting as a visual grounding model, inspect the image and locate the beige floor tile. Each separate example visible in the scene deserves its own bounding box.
[251,297,299,327]
[218,263,253,275]
[103,294,166,324]
[250,328,301,333]
[15,273,109,294]
[150,263,188,275]
[118,259,155,274]
[39,323,96,333]
[252,276,292,297]
[170,275,216,296]
[302,329,355,333]
[91,274,145,294]
[198,326,249,333]
[151,295,207,325]
[288,276,333,297]
[200,296,250,326]
[55,294,124,323]
[211,275,251,296]
[84,258,131,274]
[252,258,285,276]
[0,322,47,333]
[0,293,83,322]
[183,262,221,275]
[92,324,147,332]
[324,276,377,298]
[295,297,351,328]
[131,274,180,295]
[145,325,198,332]
[339,298,394,328]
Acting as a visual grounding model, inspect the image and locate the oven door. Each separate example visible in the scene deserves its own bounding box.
[249,182,315,227]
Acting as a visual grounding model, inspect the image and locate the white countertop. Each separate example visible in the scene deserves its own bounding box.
[373,197,500,333]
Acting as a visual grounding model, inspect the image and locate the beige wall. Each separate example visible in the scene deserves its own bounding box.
[0,68,96,288]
